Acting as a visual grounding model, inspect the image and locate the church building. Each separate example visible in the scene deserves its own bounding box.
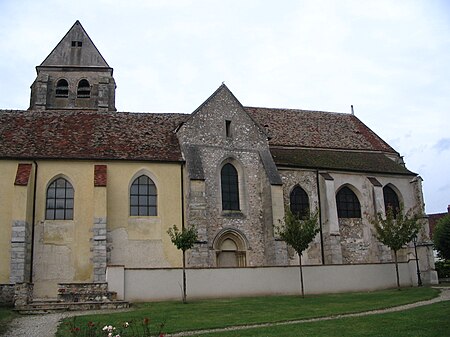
[0,21,437,299]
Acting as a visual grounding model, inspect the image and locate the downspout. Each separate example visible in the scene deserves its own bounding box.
[30,160,38,283]
[316,170,325,265]
[181,163,185,230]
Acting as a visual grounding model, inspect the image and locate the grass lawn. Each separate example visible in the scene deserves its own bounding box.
[56,287,439,336]
[206,301,450,337]
[0,306,18,336]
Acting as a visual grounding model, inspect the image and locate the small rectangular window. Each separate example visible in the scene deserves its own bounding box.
[226,120,232,138]
[71,41,82,47]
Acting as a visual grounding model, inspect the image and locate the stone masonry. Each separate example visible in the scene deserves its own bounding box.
[92,218,107,282]
[10,220,32,283]
[178,85,283,267]
[0,284,15,305]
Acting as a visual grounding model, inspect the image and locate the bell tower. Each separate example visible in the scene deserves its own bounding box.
[29,21,116,111]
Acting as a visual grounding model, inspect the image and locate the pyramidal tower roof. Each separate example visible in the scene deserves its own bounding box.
[30,21,116,111]
[39,20,110,68]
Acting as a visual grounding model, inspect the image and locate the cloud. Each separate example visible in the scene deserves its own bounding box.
[438,183,450,193]
[433,138,450,153]
[1,0,450,214]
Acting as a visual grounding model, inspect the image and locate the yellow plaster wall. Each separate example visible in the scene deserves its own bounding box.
[33,161,94,297]
[107,162,183,267]
[0,161,16,282]
[94,187,107,218]
[2,159,183,295]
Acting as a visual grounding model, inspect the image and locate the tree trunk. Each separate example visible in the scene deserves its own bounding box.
[299,254,305,298]
[394,250,400,290]
[182,249,187,303]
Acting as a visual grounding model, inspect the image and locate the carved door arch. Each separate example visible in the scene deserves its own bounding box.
[214,229,247,267]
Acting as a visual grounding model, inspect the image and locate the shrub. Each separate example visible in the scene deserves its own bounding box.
[435,260,450,279]
[433,214,450,260]
[64,316,165,337]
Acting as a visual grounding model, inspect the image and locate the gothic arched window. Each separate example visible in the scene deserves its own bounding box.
[336,186,361,218]
[130,175,157,216]
[221,163,240,211]
[290,186,309,218]
[55,79,69,97]
[383,185,400,217]
[46,177,74,220]
[77,79,91,98]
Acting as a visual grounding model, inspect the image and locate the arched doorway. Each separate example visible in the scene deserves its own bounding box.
[214,229,247,267]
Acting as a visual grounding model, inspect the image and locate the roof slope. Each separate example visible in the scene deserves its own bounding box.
[271,148,414,175]
[40,21,110,68]
[245,107,396,153]
[0,103,411,176]
[0,110,186,161]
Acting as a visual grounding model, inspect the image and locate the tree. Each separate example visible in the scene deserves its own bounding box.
[371,206,422,289]
[167,225,198,303]
[433,214,450,260]
[277,208,320,298]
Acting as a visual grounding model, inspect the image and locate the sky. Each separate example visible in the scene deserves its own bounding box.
[0,0,449,214]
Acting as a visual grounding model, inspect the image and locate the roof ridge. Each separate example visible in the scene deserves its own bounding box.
[269,145,393,153]
[1,109,191,116]
[245,106,351,116]
[0,109,26,113]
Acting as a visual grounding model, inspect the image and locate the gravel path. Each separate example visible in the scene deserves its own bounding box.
[4,288,449,337]
[3,308,131,337]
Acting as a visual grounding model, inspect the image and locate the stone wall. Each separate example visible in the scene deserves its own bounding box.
[92,218,107,282]
[10,220,32,283]
[279,169,322,265]
[30,71,116,111]
[13,283,33,308]
[178,85,281,267]
[339,218,372,263]
[0,284,15,306]
[57,282,115,302]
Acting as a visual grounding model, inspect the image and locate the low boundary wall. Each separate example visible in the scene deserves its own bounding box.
[107,260,420,302]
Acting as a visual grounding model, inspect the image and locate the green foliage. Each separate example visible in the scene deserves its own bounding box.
[371,206,422,252]
[167,225,198,252]
[62,316,165,337]
[435,260,450,279]
[371,205,423,289]
[433,214,450,260]
[277,208,320,297]
[277,208,320,256]
[0,306,19,336]
[167,225,198,303]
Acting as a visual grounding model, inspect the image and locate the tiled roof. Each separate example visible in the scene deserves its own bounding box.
[0,110,187,161]
[1,105,405,176]
[245,107,396,153]
[428,207,450,238]
[271,148,414,175]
